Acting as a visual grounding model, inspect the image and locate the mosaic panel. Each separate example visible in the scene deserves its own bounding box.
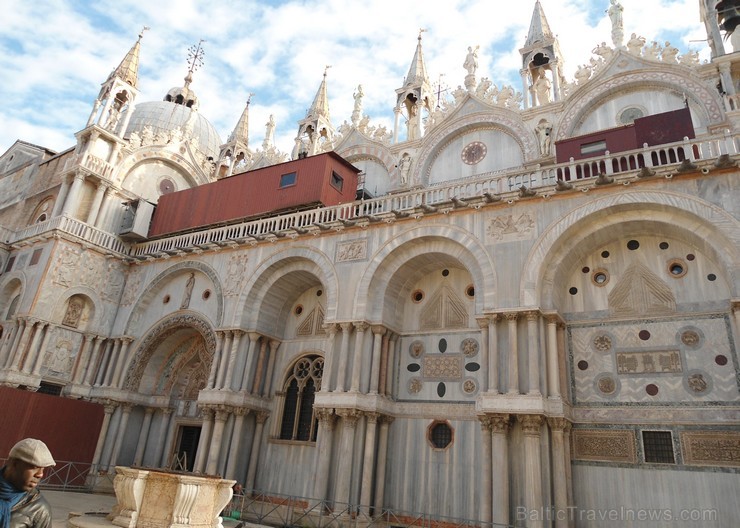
[572,429,637,463]
[570,315,738,404]
[681,432,740,467]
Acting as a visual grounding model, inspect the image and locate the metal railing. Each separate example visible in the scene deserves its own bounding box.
[227,490,513,528]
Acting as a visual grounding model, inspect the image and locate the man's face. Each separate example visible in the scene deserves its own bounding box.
[4,458,45,491]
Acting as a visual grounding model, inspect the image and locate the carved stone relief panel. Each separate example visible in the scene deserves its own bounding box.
[572,429,637,463]
[681,431,740,467]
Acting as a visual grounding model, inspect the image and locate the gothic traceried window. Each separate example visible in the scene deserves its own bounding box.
[279,355,323,442]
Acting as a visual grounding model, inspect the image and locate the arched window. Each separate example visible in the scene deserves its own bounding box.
[279,355,323,442]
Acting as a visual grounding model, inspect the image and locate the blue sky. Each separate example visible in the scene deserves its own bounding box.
[0,0,709,156]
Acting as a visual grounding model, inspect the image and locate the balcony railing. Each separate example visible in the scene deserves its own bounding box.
[4,131,738,258]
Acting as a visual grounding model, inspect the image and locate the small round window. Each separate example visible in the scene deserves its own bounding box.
[591,269,610,287]
[667,259,687,278]
[412,290,424,303]
[428,421,453,449]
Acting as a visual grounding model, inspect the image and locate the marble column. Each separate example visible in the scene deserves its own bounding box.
[335,323,353,392]
[506,313,519,394]
[385,334,399,396]
[91,401,117,472]
[319,324,338,393]
[377,332,390,396]
[93,340,113,386]
[93,187,115,229]
[108,404,133,468]
[194,407,214,473]
[731,302,740,353]
[104,339,122,386]
[222,330,245,390]
[548,417,569,528]
[369,326,385,394]
[477,318,490,392]
[251,338,268,395]
[520,414,544,528]
[133,407,155,466]
[313,408,337,500]
[51,177,72,217]
[245,412,269,492]
[86,182,108,225]
[22,321,44,373]
[216,331,234,389]
[526,311,541,396]
[373,416,393,513]
[206,407,230,475]
[240,332,260,391]
[563,422,574,520]
[6,318,30,369]
[488,315,499,393]
[71,333,94,382]
[207,330,225,389]
[114,337,134,387]
[545,315,561,398]
[350,322,368,392]
[359,412,380,513]
[32,324,55,376]
[0,321,19,367]
[334,409,361,506]
[225,408,249,480]
[479,416,493,524]
[262,339,280,396]
[83,336,105,385]
[61,173,85,217]
[154,408,173,468]
[490,414,510,527]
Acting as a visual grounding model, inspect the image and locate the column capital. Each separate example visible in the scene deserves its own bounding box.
[161,407,174,417]
[546,416,569,431]
[268,339,281,351]
[379,414,395,426]
[525,310,540,321]
[322,323,339,336]
[353,321,369,332]
[543,312,564,325]
[505,312,519,322]
[371,325,386,336]
[731,299,740,313]
[339,322,354,332]
[519,414,544,436]
[488,413,511,434]
[233,407,250,417]
[336,408,363,427]
[231,329,246,339]
[365,411,381,424]
[248,331,261,342]
[199,406,215,420]
[315,407,337,428]
[255,411,270,424]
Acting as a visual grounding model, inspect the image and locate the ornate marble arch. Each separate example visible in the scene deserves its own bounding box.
[337,144,396,180]
[125,260,224,332]
[353,224,496,320]
[556,70,724,140]
[413,112,536,186]
[520,190,740,308]
[123,311,216,392]
[235,246,338,328]
[113,147,210,188]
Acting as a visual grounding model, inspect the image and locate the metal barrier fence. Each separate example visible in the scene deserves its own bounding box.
[226,490,513,528]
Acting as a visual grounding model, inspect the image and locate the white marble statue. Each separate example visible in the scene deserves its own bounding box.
[263,115,276,149]
[608,0,624,48]
[535,119,553,156]
[351,85,363,126]
[398,153,412,185]
[533,75,552,105]
[463,46,479,76]
[626,33,646,56]
[661,41,679,63]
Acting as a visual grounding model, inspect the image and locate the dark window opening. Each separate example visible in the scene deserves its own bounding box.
[642,430,675,463]
[330,171,344,191]
[279,355,323,442]
[430,422,453,449]
[280,172,297,188]
[37,382,63,396]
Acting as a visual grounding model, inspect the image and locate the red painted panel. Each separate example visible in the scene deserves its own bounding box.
[0,386,104,464]
[555,106,695,164]
[149,152,359,237]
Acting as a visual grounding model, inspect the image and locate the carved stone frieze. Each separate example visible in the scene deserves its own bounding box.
[572,429,636,463]
[681,431,740,467]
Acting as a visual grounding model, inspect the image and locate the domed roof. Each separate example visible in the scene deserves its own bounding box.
[124,100,222,160]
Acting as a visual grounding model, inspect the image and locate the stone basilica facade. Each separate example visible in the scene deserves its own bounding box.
[1,1,739,527]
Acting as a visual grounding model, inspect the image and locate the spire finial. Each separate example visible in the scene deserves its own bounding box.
[324,65,332,77]
[184,39,206,87]
[418,28,426,41]
[139,26,150,39]
[247,93,254,106]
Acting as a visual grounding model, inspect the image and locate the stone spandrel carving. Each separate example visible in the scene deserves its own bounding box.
[486,213,535,242]
[225,254,249,296]
[422,354,463,380]
[681,432,740,467]
[336,239,367,262]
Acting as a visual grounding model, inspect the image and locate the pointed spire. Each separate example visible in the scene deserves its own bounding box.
[110,26,148,88]
[524,1,554,47]
[404,29,429,87]
[307,66,331,119]
[228,94,252,143]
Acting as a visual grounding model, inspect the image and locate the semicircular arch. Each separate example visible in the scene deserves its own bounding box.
[354,225,496,321]
[521,190,740,309]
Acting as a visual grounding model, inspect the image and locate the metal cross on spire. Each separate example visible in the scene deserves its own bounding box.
[187,39,206,75]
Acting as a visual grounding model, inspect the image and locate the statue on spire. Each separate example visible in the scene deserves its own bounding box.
[607,0,624,48]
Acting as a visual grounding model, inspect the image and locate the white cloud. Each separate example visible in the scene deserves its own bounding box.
[0,0,712,157]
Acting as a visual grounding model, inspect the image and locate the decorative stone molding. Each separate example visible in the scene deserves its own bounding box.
[681,431,740,467]
[572,429,637,463]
